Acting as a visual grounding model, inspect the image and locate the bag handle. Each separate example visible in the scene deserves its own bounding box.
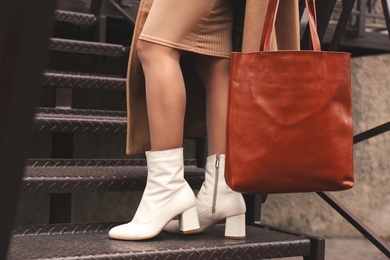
[260,0,321,52]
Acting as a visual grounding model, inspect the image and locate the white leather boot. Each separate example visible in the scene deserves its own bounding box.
[109,148,200,240]
[164,154,246,239]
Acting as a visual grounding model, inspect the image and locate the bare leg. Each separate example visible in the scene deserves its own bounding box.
[192,54,230,155]
[137,40,186,151]
[163,56,246,239]
[108,41,200,241]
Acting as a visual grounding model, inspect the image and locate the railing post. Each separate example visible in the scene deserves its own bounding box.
[49,42,74,225]
[90,0,107,42]
[304,236,325,260]
[329,0,356,51]
[356,0,368,37]
[381,0,390,36]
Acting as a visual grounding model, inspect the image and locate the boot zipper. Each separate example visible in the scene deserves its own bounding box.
[212,154,220,214]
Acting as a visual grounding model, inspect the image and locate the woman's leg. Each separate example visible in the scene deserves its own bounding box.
[164,54,246,238]
[109,40,200,241]
[137,40,186,151]
[192,54,230,155]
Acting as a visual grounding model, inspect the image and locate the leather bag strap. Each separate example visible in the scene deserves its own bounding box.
[260,0,321,51]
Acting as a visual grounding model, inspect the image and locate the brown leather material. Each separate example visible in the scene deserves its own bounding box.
[225,0,354,194]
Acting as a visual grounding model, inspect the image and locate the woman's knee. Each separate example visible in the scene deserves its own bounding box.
[136,40,153,64]
[136,40,180,65]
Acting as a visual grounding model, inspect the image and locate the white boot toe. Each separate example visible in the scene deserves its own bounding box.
[108,148,199,241]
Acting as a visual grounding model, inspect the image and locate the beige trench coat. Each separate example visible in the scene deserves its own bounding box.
[126,0,300,155]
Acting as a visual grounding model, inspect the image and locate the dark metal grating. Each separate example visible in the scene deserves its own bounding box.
[25,159,198,167]
[42,71,126,90]
[9,224,311,259]
[49,38,126,57]
[33,107,127,133]
[54,10,96,25]
[22,164,204,193]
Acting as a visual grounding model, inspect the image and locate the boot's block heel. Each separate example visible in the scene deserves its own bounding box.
[179,206,200,234]
[225,214,246,239]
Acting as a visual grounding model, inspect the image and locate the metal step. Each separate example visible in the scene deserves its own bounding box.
[49,38,128,57]
[9,223,316,259]
[22,159,204,193]
[42,71,126,90]
[33,107,127,133]
[54,10,97,26]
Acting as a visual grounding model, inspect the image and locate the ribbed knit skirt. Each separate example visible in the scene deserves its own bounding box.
[139,0,233,58]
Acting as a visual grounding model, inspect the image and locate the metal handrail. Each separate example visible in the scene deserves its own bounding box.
[105,0,136,25]
[317,192,390,258]
[353,121,390,144]
[332,0,390,36]
[308,0,390,257]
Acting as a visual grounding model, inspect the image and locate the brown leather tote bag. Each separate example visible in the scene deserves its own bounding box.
[225,0,354,194]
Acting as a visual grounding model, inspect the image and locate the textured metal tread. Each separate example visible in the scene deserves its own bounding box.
[9,223,312,259]
[49,38,128,57]
[33,107,127,133]
[42,71,126,90]
[54,10,96,25]
[46,70,124,78]
[25,158,197,167]
[22,163,204,193]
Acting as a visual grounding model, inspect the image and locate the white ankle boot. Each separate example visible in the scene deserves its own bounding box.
[164,154,246,239]
[108,148,200,240]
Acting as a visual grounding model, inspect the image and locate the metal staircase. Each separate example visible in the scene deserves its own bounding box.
[2,0,390,259]
[2,1,325,259]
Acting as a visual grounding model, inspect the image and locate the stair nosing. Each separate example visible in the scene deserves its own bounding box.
[33,107,127,133]
[26,159,198,167]
[10,223,312,259]
[22,165,205,193]
[54,10,97,26]
[42,71,126,90]
[49,38,126,57]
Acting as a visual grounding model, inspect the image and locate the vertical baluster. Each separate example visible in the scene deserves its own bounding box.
[381,0,390,36]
